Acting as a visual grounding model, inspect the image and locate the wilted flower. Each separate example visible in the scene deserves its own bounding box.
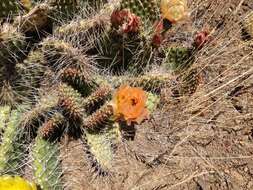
[152,20,164,47]
[160,0,188,23]
[0,175,37,190]
[111,9,141,33]
[194,30,211,49]
[112,85,149,125]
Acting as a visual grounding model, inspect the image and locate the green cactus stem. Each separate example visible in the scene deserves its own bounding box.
[58,83,85,121]
[0,24,26,65]
[113,74,172,93]
[32,135,63,190]
[82,103,114,129]
[163,46,194,72]
[39,112,65,140]
[120,0,159,24]
[82,85,112,114]
[82,125,120,175]
[0,106,26,174]
[14,3,52,34]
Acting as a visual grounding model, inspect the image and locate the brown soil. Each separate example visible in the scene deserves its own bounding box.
[61,0,253,189]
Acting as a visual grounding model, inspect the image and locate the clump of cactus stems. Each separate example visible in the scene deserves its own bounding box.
[0,0,207,187]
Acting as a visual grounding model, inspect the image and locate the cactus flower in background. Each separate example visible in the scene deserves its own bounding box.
[0,175,37,190]
[160,0,188,24]
[112,85,149,125]
[111,9,141,33]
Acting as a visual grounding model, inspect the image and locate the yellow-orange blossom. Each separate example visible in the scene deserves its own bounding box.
[112,85,149,125]
[161,0,188,23]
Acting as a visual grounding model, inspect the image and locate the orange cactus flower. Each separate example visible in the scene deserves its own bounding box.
[112,85,149,125]
[160,0,188,23]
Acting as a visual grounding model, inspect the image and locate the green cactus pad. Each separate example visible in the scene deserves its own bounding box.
[0,106,26,174]
[83,126,120,175]
[146,92,160,113]
[120,0,159,23]
[163,47,193,72]
[32,136,63,190]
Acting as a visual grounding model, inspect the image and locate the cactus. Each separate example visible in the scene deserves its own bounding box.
[82,103,114,129]
[120,0,159,23]
[177,68,201,95]
[0,0,191,186]
[39,112,65,140]
[58,83,85,120]
[112,74,173,93]
[163,46,194,72]
[0,0,33,18]
[0,24,27,64]
[32,135,63,190]
[0,106,27,175]
[82,126,119,175]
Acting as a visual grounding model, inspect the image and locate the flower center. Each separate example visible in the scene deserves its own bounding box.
[130,98,138,106]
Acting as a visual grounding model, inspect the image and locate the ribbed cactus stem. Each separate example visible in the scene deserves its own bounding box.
[39,112,65,139]
[55,13,109,37]
[61,68,97,96]
[0,0,32,18]
[21,91,59,130]
[0,106,24,174]
[164,47,193,72]
[113,74,172,93]
[0,24,26,65]
[82,126,119,175]
[82,85,112,113]
[82,103,114,129]
[14,3,52,33]
[120,0,159,23]
[32,135,63,190]
[177,68,201,96]
[41,39,96,77]
[58,83,85,120]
